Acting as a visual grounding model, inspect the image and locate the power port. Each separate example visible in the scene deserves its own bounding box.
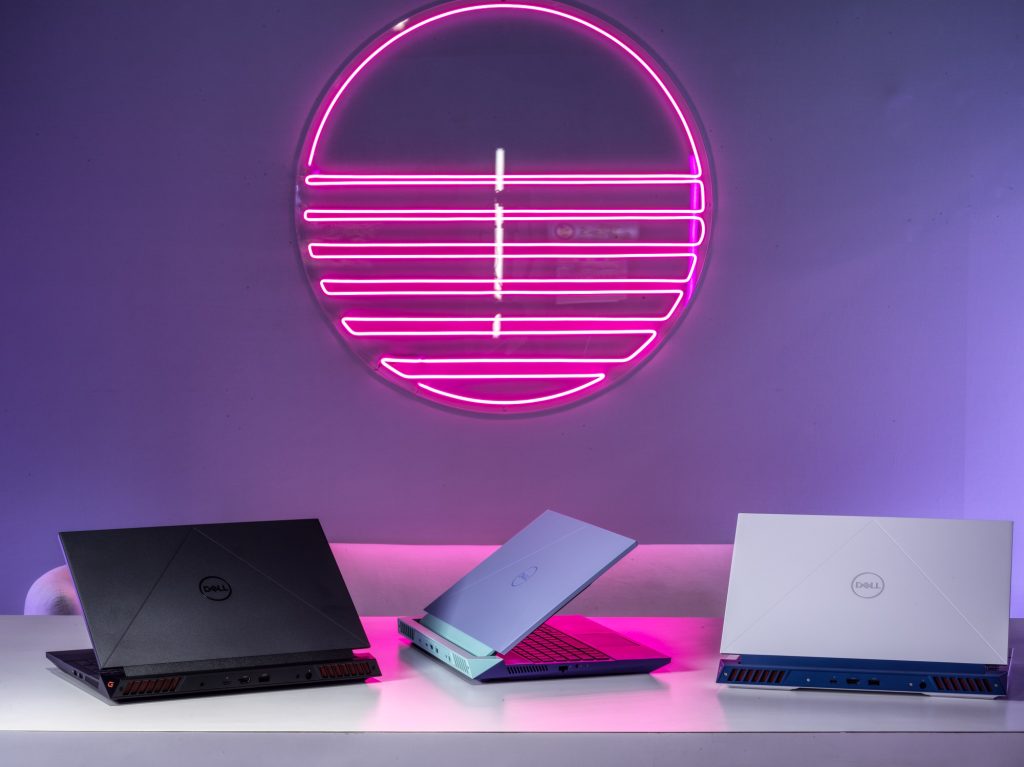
[305,670,313,680]
[919,681,928,689]
[258,673,270,683]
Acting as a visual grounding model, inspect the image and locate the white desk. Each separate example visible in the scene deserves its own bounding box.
[1,616,1022,766]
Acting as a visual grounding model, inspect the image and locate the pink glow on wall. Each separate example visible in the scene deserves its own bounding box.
[294,1,714,413]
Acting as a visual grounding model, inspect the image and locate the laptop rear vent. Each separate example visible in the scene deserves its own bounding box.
[450,655,471,674]
[507,664,548,675]
[319,660,378,680]
[397,622,415,640]
[726,667,788,685]
[122,676,182,696]
[932,675,993,694]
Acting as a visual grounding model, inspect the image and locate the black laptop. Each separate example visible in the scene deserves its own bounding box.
[46,519,379,701]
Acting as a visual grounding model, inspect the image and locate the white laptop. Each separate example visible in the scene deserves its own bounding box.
[718,513,1013,698]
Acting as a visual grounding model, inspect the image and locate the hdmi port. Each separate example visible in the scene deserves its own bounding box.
[846,677,859,685]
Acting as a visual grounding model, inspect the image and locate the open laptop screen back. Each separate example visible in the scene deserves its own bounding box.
[721,514,1012,666]
[425,510,636,655]
[61,519,369,670]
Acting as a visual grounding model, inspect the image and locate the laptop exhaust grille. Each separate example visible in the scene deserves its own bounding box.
[397,622,415,640]
[507,664,548,675]
[319,660,378,680]
[726,667,788,685]
[450,655,471,674]
[122,676,182,696]
[932,675,993,694]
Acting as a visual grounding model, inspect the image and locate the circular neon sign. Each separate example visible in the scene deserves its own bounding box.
[295,1,713,414]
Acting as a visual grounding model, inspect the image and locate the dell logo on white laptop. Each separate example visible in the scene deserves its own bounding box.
[851,572,884,599]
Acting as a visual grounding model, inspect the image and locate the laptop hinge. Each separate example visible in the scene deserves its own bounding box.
[421,613,495,657]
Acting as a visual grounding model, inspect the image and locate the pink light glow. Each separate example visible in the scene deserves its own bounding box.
[303,210,703,222]
[295,1,713,413]
[417,377,605,407]
[306,173,702,186]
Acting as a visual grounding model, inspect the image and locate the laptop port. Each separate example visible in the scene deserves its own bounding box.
[239,675,250,684]
[558,666,568,672]
[258,673,270,683]
[305,670,313,680]
[868,679,880,686]
[846,678,859,685]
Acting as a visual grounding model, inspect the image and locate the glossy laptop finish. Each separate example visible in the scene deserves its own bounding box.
[399,510,669,682]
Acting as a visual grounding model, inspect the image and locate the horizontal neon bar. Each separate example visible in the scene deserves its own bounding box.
[303,209,703,222]
[307,244,700,260]
[305,173,699,186]
[345,326,655,337]
[379,332,656,369]
[320,278,689,297]
[340,296,684,330]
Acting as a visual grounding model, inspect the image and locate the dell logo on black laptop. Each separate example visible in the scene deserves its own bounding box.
[511,566,538,587]
[851,572,884,599]
[199,576,232,601]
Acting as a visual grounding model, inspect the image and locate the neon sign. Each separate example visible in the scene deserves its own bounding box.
[295,1,713,413]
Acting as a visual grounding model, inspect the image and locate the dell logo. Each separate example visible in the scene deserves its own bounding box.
[199,576,232,601]
[851,572,884,599]
[511,566,538,587]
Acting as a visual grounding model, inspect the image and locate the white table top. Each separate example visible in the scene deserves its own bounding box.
[1,615,1022,734]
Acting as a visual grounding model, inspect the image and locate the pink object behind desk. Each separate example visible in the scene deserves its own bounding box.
[24,543,732,618]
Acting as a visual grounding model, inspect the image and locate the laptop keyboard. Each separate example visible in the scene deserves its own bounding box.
[505,622,611,664]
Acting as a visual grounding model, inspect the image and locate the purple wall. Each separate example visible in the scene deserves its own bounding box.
[1,0,1022,615]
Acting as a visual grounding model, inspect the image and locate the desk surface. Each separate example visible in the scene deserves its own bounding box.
[1,615,1023,734]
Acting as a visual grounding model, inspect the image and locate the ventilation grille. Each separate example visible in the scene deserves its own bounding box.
[507,664,548,675]
[397,622,414,640]
[450,655,471,674]
[122,676,182,696]
[933,675,993,694]
[726,667,787,685]
[319,660,377,680]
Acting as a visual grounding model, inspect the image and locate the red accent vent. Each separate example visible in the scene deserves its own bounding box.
[121,676,182,696]
[319,661,377,680]
[932,676,993,694]
[726,667,787,685]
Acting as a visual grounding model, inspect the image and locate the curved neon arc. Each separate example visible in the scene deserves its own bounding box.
[417,377,605,407]
[305,3,703,176]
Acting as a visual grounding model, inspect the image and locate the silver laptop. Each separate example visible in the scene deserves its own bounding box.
[717,513,1013,698]
[398,510,669,681]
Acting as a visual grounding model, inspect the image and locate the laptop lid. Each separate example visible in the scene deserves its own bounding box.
[721,514,1012,665]
[424,510,636,655]
[60,519,369,671]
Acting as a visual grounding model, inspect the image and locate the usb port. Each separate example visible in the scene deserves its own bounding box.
[846,677,859,685]
[868,679,880,686]
[258,673,270,683]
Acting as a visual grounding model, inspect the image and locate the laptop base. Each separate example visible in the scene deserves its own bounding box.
[399,614,669,682]
[48,648,380,702]
[716,653,1010,698]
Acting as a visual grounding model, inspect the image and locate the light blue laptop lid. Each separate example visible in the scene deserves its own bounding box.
[424,510,636,655]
